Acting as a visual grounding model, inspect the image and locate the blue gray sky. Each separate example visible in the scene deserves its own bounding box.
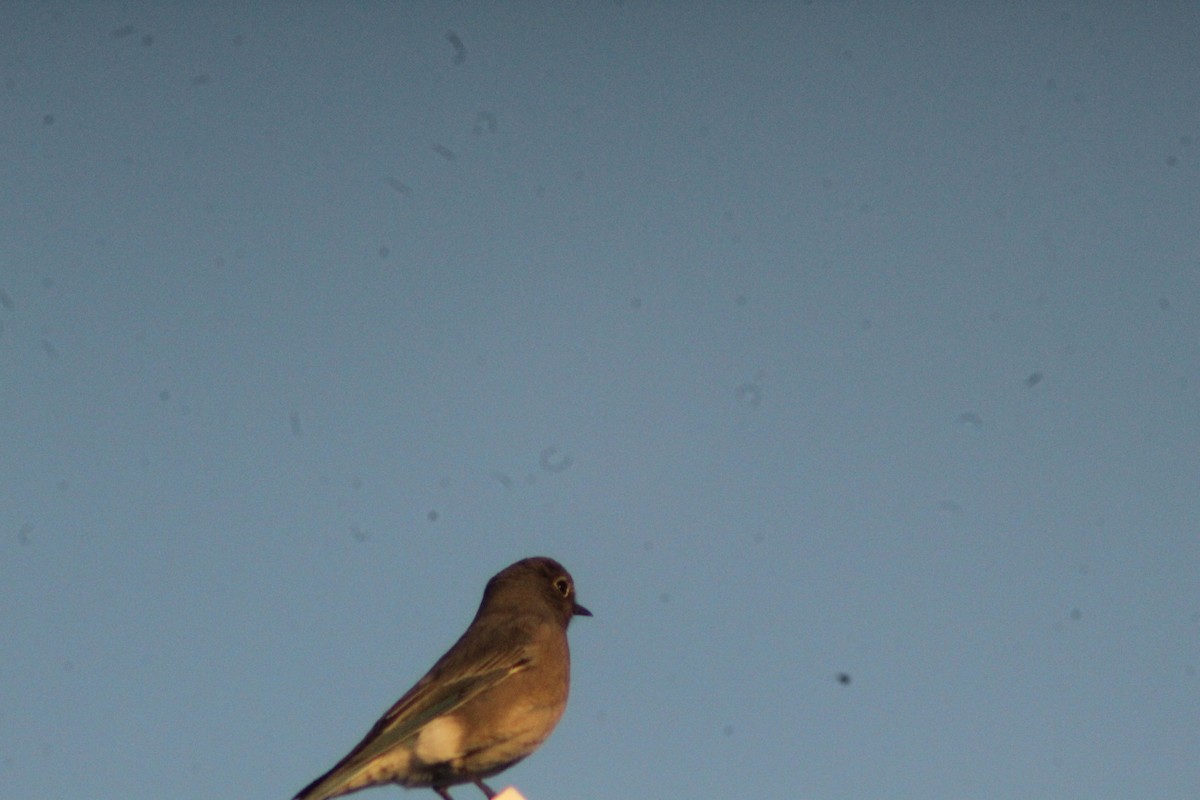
[2,3,1198,799]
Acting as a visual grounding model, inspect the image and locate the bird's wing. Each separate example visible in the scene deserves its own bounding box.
[295,643,530,800]
[369,643,531,755]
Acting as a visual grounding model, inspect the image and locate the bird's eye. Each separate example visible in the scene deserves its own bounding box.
[553,577,571,597]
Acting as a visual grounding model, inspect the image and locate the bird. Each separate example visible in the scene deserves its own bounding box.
[294,557,591,800]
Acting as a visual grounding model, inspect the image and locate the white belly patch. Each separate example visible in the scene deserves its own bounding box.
[414,715,465,764]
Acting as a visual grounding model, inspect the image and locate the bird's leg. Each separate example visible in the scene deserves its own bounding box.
[435,788,455,800]
[472,778,497,799]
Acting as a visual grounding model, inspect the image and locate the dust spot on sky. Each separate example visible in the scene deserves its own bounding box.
[955,412,982,427]
[1025,371,1043,387]
[539,446,572,472]
[472,111,498,135]
[445,30,466,64]
[736,383,762,407]
[386,177,412,196]
[432,143,457,161]
[110,24,135,39]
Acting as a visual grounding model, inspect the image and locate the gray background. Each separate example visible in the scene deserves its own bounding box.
[2,3,1197,798]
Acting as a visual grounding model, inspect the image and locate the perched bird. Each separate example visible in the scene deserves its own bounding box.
[294,557,591,800]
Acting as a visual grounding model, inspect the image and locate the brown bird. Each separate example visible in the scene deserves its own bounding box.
[294,557,591,800]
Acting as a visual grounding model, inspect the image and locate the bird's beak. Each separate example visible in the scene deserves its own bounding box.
[573,602,592,617]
